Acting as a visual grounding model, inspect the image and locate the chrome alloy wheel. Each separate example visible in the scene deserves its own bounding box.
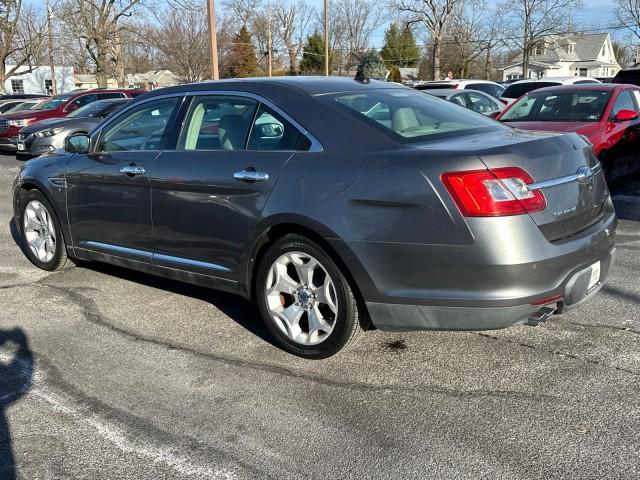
[23,200,56,263]
[265,252,338,346]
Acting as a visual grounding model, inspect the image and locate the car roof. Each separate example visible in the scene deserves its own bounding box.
[154,77,402,97]
[521,83,635,94]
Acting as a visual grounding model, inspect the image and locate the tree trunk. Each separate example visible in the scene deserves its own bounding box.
[0,62,6,94]
[114,29,126,88]
[286,44,298,74]
[522,49,530,79]
[432,38,441,81]
[484,45,491,79]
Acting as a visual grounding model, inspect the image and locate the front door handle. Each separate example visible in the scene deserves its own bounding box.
[233,170,269,182]
[120,165,146,176]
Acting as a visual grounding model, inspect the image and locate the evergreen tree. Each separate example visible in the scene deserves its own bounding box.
[380,23,421,68]
[227,26,259,78]
[355,50,387,81]
[300,32,332,74]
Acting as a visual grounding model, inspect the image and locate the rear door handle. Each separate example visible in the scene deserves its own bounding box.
[233,170,269,182]
[120,165,146,176]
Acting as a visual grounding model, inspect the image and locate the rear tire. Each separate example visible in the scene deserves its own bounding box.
[256,234,362,359]
[18,189,69,271]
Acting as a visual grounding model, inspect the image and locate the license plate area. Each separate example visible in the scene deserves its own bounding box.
[587,261,601,292]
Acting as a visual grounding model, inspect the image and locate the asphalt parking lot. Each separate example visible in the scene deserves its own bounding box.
[0,153,639,480]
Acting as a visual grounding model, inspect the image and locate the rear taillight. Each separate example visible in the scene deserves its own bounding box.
[441,167,546,217]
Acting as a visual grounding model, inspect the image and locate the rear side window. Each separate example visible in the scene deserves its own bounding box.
[67,94,97,111]
[97,97,180,152]
[325,89,500,143]
[466,92,499,114]
[502,82,559,98]
[248,104,308,151]
[467,83,504,98]
[98,92,125,100]
[179,96,258,151]
[612,70,640,86]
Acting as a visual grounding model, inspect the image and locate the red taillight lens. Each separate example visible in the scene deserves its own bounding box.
[441,167,546,217]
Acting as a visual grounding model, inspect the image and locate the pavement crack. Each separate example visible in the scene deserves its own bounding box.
[36,281,554,402]
[568,320,640,336]
[475,332,640,377]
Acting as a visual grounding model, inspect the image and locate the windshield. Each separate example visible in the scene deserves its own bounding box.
[500,90,611,122]
[502,82,560,99]
[3,102,37,114]
[68,99,124,118]
[30,93,74,111]
[323,88,500,143]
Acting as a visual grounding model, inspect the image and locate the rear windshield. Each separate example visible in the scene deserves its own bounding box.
[30,93,74,111]
[502,82,560,99]
[415,83,456,90]
[323,88,500,143]
[500,90,611,122]
[612,70,640,86]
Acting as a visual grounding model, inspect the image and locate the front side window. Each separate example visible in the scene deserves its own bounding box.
[325,89,500,143]
[67,94,97,112]
[610,90,637,119]
[179,96,257,151]
[97,97,180,152]
[500,90,611,122]
[248,104,308,151]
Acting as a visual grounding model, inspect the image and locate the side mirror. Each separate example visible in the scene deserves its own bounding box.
[615,109,639,122]
[488,111,501,119]
[64,134,90,154]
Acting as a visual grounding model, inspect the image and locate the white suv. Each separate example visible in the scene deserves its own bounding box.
[417,79,505,99]
[500,77,601,104]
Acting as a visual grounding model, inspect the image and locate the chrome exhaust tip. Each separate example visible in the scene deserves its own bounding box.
[527,305,557,327]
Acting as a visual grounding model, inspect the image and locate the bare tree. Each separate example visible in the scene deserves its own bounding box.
[333,0,385,53]
[67,0,146,87]
[151,1,210,82]
[481,6,508,79]
[392,0,462,80]
[0,1,46,92]
[274,0,314,74]
[503,0,581,79]
[448,0,486,77]
[224,0,262,26]
[617,0,640,47]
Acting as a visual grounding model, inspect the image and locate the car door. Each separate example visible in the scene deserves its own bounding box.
[601,88,640,178]
[66,95,183,268]
[150,93,313,287]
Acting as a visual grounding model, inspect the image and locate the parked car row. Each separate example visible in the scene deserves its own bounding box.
[0,88,144,156]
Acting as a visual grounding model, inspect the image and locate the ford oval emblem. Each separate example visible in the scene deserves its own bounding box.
[576,166,594,184]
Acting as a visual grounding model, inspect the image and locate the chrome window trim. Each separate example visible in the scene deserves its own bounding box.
[90,92,188,152]
[185,90,323,152]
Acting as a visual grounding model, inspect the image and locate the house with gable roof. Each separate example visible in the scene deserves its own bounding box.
[501,33,621,81]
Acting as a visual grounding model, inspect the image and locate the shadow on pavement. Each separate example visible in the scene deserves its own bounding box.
[75,262,278,348]
[610,173,640,222]
[0,328,33,480]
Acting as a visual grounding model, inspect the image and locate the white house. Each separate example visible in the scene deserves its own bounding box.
[2,65,75,95]
[502,33,621,81]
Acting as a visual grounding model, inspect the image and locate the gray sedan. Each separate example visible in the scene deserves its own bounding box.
[16,98,130,160]
[12,77,616,358]
[416,87,505,117]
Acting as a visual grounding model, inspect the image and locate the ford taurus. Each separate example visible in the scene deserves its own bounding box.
[12,77,616,358]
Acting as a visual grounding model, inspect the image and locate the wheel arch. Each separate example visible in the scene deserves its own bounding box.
[245,217,376,329]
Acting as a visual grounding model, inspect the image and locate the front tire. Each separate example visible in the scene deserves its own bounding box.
[18,189,69,271]
[256,234,362,359]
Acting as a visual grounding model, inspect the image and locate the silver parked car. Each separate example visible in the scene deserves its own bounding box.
[16,98,131,160]
[416,87,505,117]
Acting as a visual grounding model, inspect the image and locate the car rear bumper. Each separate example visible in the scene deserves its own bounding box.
[332,204,617,331]
[366,246,614,331]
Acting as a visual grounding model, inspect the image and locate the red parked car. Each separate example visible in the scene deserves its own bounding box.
[497,83,640,181]
[0,88,144,152]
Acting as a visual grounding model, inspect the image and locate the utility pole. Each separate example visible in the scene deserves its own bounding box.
[267,3,273,77]
[207,0,220,80]
[323,0,329,76]
[46,0,57,95]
